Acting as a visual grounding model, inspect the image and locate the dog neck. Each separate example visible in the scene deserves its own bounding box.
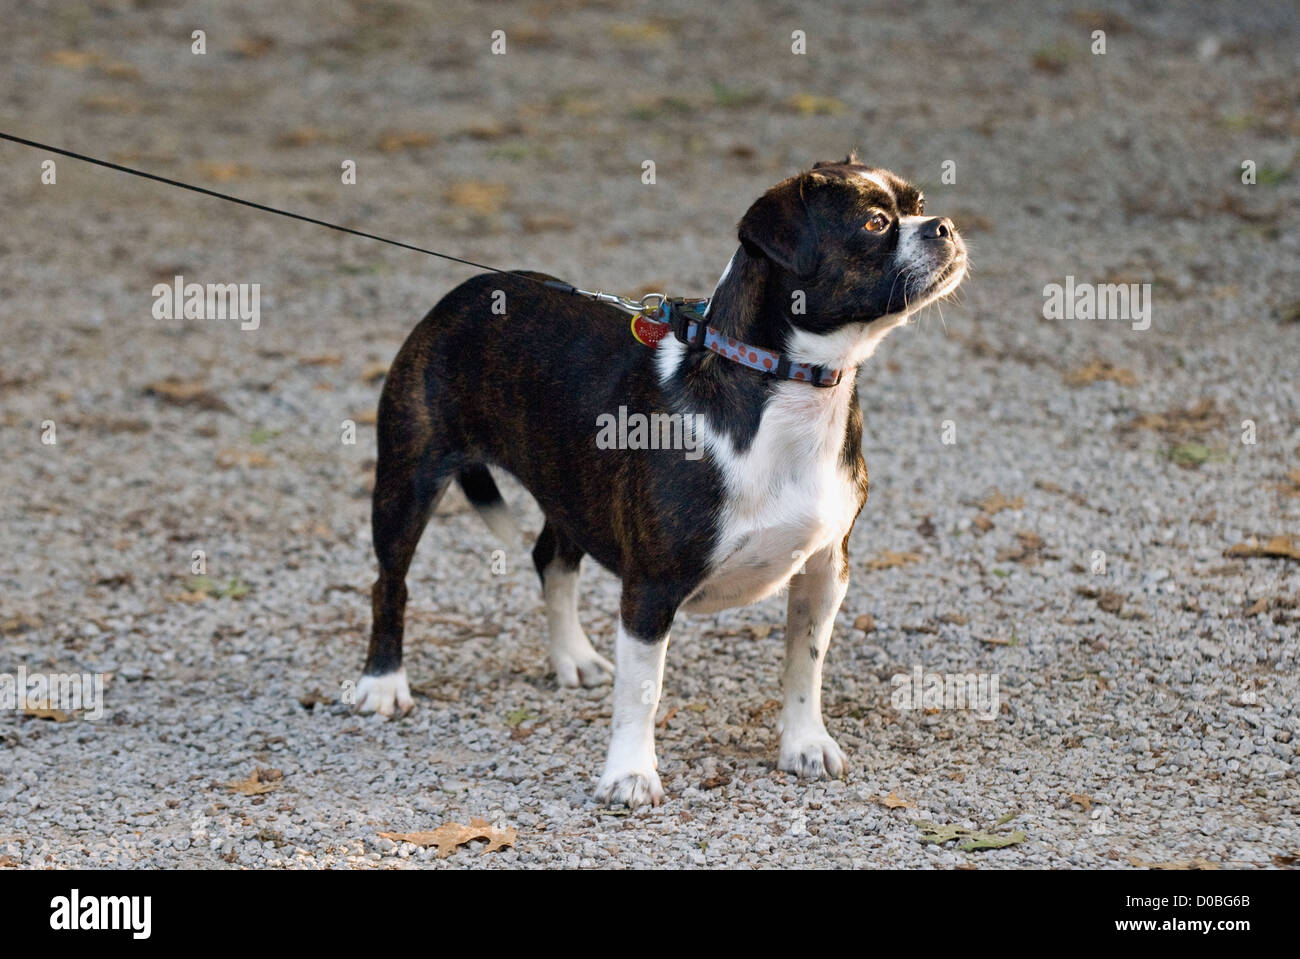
[658,246,863,452]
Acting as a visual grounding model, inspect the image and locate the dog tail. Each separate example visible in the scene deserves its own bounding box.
[456,465,519,545]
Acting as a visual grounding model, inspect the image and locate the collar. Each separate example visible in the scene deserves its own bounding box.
[631,298,843,388]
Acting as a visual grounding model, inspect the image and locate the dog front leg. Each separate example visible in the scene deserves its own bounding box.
[779,543,849,779]
[596,586,674,808]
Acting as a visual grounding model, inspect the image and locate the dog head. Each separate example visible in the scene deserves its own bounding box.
[735,153,967,367]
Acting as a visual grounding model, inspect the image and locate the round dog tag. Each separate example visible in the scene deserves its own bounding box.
[631,311,669,348]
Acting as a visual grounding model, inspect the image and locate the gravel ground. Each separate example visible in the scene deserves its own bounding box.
[1,0,1297,869]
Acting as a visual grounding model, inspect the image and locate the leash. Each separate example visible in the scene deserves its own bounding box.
[0,130,839,386]
[0,130,665,308]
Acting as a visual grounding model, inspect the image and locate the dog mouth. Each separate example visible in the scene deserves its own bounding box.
[921,253,967,299]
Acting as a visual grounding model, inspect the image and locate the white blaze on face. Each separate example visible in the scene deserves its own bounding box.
[856,170,895,201]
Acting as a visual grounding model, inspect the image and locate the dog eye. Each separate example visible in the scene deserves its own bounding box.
[863,212,890,233]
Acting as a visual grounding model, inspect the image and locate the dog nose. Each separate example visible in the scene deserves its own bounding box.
[920,217,955,240]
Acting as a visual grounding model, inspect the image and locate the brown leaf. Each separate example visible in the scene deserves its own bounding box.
[979,491,1024,515]
[700,774,732,790]
[234,35,276,58]
[23,703,72,722]
[195,162,252,182]
[377,131,435,152]
[277,126,326,147]
[786,93,846,116]
[445,180,509,214]
[361,363,389,384]
[144,378,232,413]
[973,513,994,533]
[521,213,576,233]
[354,409,378,426]
[1065,359,1137,387]
[852,613,876,633]
[215,449,271,469]
[380,818,516,858]
[300,353,343,366]
[1120,398,1223,438]
[1225,535,1300,562]
[1069,793,1094,812]
[1098,591,1125,614]
[876,790,916,809]
[1244,597,1270,617]
[225,768,282,795]
[866,550,923,571]
[46,50,101,69]
[1127,856,1219,870]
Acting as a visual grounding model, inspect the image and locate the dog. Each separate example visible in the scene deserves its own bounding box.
[355,154,967,808]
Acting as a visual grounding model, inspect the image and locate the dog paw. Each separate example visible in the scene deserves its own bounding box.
[551,646,614,688]
[354,669,414,717]
[779,732,847,780]
[596,768,665,809]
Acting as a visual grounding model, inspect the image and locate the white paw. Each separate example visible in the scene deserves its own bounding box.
[355,669,414,717]
[551,643,614,688]
[596,767,665,809]
[779,731,847,780]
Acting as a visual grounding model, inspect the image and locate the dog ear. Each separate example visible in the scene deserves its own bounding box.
[812,151,861,169]
[737,175,819,279]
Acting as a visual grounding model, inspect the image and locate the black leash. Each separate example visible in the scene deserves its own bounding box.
[0,129,606,300]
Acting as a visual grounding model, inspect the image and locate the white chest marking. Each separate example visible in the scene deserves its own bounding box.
[683,381,861,614]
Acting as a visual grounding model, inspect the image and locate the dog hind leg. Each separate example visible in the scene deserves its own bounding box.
[532,522,613,687]
[358,451,450,716]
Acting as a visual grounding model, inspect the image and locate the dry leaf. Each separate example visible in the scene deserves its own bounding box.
[608,21,671,44]
[195,162,252,182]
[46,50,101,69]
[23,703,72,722]
[1127,856,1219,870]
[979,491,1024,515]
[853,613,876,633]
[1224,535,1300,562]
[1121,398,1223,438]
[1069,793,1094,812]
[1097,591,1125,614]
[354,409,378,426]
[225,768,282,796]
[215,449,271,469]
[380,818,516,858]
[82,94,138,114]
[1065,359,1137,386]
[866,550,923,571]
[361,363,389,383]
[234,35,276,58]
[521,213,575,233]
[300,353,343,366]
[445,180,509,215]
[278,127,326,147]
[877,790,916,809]
[377,131,435,152]
[144,379,232,413]
[787,93,846,115]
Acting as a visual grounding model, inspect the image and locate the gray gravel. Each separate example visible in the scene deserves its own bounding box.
[1,0,1297,868]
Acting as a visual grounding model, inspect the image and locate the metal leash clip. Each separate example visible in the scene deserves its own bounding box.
[572,287,666,316]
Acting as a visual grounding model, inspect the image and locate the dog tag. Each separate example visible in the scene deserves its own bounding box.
[630,311,669,348]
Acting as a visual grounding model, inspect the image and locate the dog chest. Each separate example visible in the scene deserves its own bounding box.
[682,383,861,614]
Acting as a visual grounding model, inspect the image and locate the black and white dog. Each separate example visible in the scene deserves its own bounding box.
[356,155,966,808]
